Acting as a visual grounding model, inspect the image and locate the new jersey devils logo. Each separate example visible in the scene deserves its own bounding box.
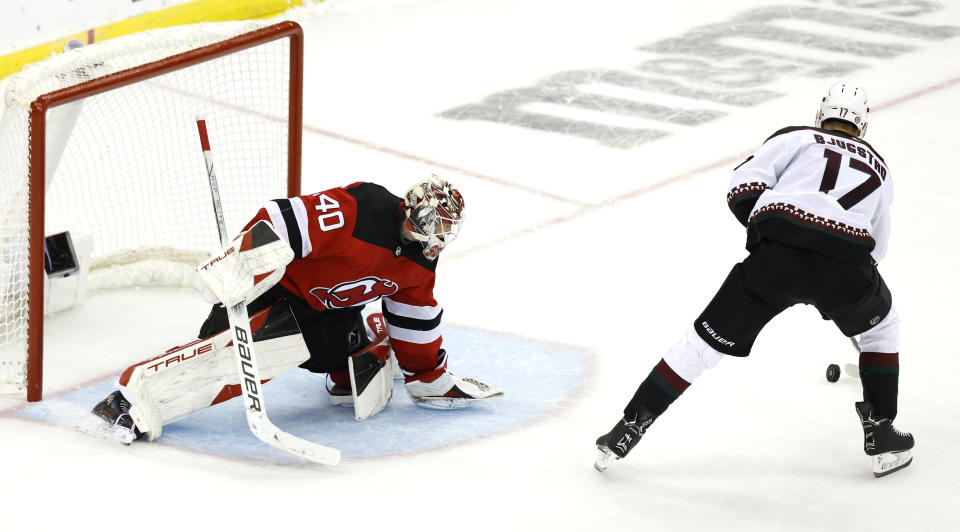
[309,277,399,309]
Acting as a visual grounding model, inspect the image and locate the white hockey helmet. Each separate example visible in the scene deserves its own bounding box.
[815,82,869,138]
[403,175,465,260]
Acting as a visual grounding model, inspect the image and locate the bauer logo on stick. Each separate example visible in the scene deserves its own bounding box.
[234,325,262,412]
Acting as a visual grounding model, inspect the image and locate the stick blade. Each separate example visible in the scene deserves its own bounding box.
[249,416,341,466]
[844,363,860,379]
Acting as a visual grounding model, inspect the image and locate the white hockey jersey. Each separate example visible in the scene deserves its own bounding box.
[727,126,893,265]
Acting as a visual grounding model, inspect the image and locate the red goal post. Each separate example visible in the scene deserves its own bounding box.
[0,20,304,401]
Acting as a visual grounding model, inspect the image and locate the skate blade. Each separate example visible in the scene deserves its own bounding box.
[873,450,912,478]
[78,413,136,445]
[410,396,478,410]
[409,390,503,410]
[594,447,617,472]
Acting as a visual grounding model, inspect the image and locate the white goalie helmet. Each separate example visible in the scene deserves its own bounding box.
[815,82,869,138]
[403,176,465,260]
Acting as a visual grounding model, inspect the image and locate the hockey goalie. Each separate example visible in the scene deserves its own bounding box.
[91,176,502,443]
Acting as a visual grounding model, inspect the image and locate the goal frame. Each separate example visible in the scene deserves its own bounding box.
[22,20,304,401]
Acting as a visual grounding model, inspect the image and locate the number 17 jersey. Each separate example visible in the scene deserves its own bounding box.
[726,126,893,265]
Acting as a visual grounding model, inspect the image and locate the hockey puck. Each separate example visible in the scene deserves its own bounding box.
[825,364,841,383]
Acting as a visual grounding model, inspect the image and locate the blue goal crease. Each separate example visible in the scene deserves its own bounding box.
[15,326,588,464]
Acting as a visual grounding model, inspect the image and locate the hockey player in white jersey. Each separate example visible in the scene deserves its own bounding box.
[595,83,913,478]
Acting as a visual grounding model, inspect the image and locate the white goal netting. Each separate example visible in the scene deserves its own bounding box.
[0,20,301,398]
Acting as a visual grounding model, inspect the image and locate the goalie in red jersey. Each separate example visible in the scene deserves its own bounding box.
[91,176,502,442]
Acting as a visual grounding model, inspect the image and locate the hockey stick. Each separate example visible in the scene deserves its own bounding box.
[826,337,861,382]
[195,116,341,466]
[844,337,860,378]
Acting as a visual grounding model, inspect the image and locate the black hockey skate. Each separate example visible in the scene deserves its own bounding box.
[594,407,656,472]
[90,391,141,445]
[855,401,914,478]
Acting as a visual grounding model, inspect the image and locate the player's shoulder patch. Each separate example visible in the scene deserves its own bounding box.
[344,183,402,245]
[339,182,392,204]
[343,183,435,272]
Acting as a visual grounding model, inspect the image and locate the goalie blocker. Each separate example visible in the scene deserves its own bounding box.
[196,219,293,308]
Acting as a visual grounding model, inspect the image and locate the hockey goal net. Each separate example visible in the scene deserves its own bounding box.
[0,20,303,401]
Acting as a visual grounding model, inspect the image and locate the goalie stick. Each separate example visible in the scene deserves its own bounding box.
[196,116,341,466]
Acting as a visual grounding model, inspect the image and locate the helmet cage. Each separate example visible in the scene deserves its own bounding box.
[403,176,464,260]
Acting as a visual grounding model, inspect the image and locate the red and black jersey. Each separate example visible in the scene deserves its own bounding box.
[242,182,443,374]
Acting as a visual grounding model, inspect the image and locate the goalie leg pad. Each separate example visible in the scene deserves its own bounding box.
[326,313,396,420]
[346,336,393,421]
[365,313,402,380]
[117,301,308,440]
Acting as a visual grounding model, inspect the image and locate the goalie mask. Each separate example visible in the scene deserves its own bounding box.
[403,176,464,260]
[815,82,869,138]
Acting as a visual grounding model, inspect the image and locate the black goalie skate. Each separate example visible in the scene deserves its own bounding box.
[594,407,656,472]
[90,391,141,445]
[855,401,914,478]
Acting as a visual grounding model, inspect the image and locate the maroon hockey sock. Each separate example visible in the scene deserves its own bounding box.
[859,352,899,420]
[625,359,691,417]
[328,369,351,389]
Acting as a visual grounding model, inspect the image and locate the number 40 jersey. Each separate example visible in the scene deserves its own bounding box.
[241,181,444,375]
[726,126,893,266]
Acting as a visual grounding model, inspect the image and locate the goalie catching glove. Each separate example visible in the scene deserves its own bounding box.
[197,220,293,307]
